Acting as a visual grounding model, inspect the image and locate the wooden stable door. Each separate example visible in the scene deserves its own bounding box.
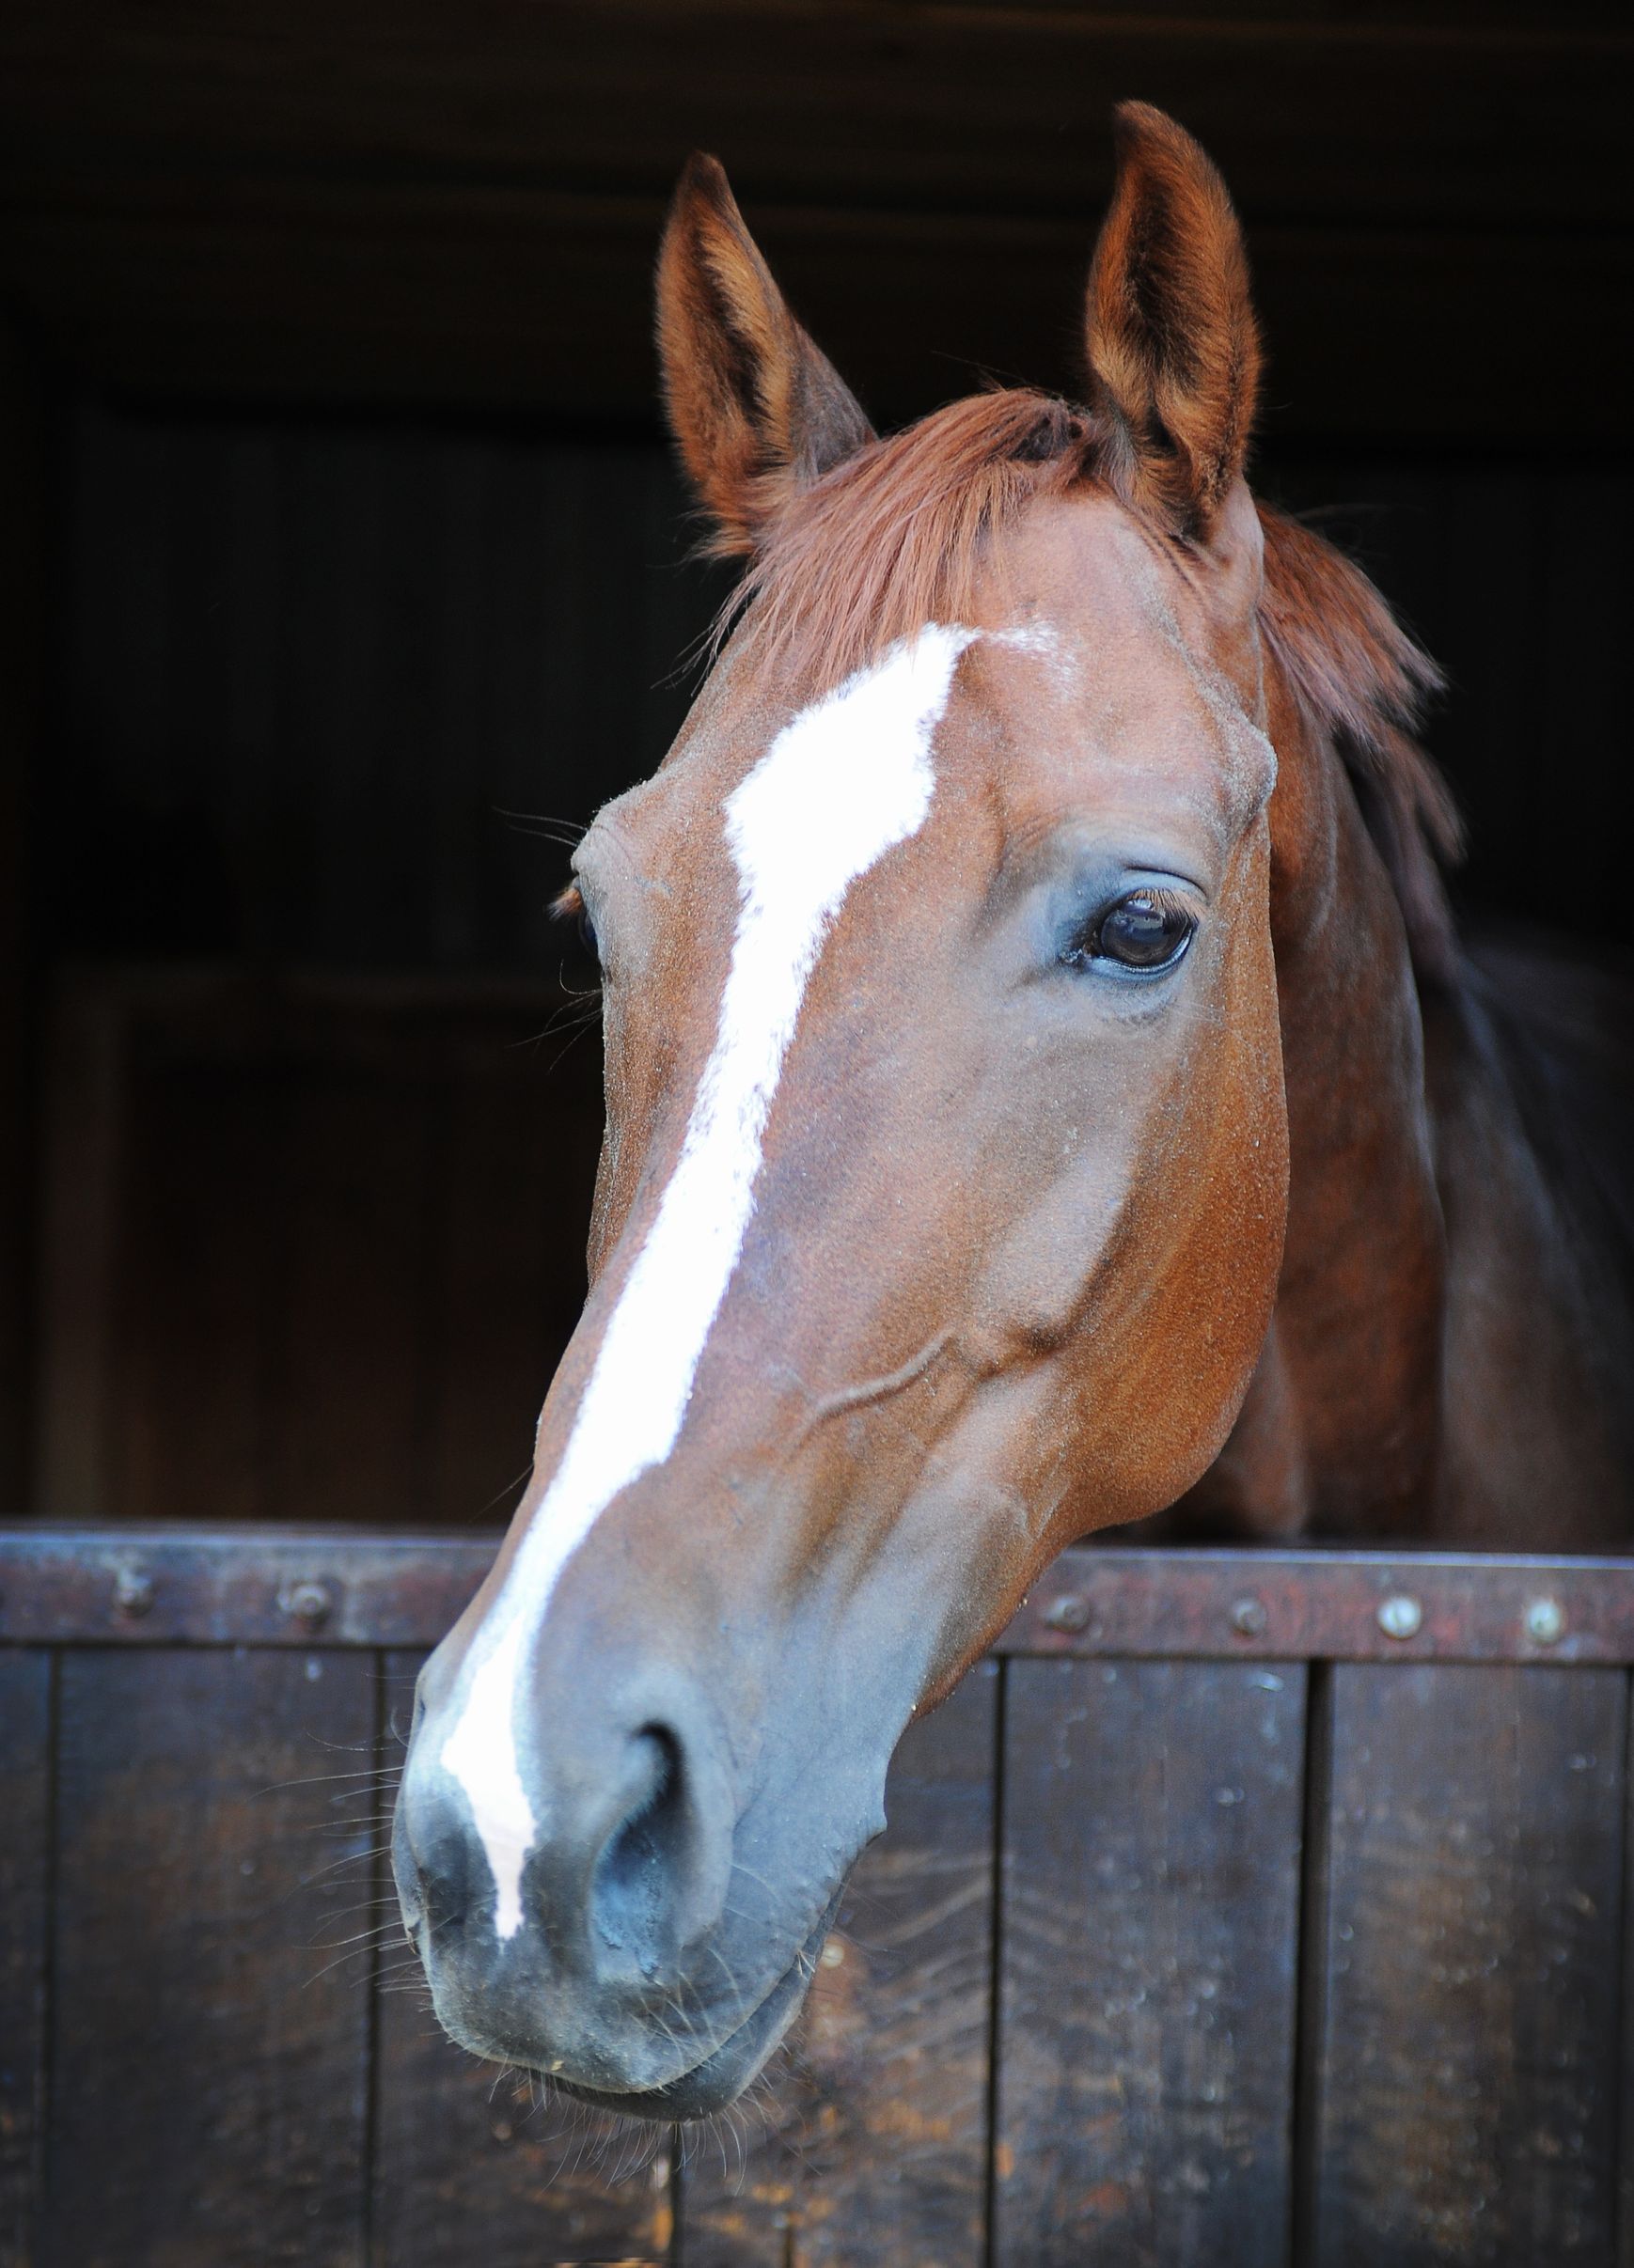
[4,1528,1634,2267]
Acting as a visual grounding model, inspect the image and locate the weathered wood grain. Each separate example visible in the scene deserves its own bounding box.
[14,1530,1634,1664]
[0,1651,50,2268]
[424,1017,605,1528]
[32,973,609,1530]
[3,180,1628,445]
[110,1050,282,1525]
[1621,1675,1634,2268]
[995,1656,1308,2266]
[3,3,1628,229]
[1310,1663,1626,2265]
[8,1556,1634,2263]
[270,1061,438,1529]
[47,1647,377,2267]
[370,1652,675,2268]
[682,1660,998,2267]
[0,331,41,1517]
[2,0,1630,433]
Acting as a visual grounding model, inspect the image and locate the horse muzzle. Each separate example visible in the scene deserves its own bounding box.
[390,1641,876,2117]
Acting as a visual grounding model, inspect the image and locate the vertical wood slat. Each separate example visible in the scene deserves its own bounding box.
[369,1651,673,2268]
[112,1045,282,1525]
[682,1660,998,2268]
[8,1579,1634,2265]
[0,329,42,1516]
[1311,1663,1626,2267]
[33,975,608,1528]
[995,1658,1308,2267]
[267,1063,438,1530]
[427,1021,605,1527]
[46,1648,379,2268]
[1623,1671,1634,2268]
[0,1651,50,2268]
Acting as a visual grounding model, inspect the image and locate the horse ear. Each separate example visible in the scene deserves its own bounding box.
[656,154,875,556]
[1084,102,1262,537]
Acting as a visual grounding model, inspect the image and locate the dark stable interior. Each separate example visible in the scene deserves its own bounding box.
[1,3,1630,1529]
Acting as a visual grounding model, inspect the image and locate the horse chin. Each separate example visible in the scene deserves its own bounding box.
[552,1890,842,2121]
[423,1881,848,2124]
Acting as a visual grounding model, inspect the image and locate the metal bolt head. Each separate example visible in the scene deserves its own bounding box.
[280,1579,333,1628]
[1525,1596,1566,1646]
[1377,1593,1422,1641]
[1230,1597,1268,1639]
[1043,1592,1091,1635]
[113,1567,154,1618]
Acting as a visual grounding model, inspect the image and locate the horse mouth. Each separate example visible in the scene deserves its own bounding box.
[548,1885,846,2122]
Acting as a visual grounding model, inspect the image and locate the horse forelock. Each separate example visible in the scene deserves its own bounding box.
[722,390,1097,688]
[715,385,1460,978]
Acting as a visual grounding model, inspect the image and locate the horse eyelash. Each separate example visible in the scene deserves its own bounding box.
[1076,883,1192,937]
[1123,885,1192,920]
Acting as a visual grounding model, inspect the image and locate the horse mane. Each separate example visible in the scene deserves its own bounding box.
[1255,506,1459,978]
[726,387,1461,977]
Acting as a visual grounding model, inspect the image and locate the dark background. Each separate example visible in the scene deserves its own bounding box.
[1,1,1629,1527]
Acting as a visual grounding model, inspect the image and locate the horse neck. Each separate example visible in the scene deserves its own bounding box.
[1205,661,1448,1539]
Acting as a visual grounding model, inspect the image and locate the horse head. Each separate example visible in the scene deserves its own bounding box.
[394,103,1295,2115]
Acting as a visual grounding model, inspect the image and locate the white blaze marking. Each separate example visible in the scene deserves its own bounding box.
[439,625,979,1939]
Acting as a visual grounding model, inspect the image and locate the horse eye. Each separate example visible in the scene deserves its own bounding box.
[578,905,600,964]
[1066,891,1194,974]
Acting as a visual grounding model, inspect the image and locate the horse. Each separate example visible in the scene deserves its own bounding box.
[392,102,1634,2119]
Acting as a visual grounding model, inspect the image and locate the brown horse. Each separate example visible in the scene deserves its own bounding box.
[392,103,1634,2116]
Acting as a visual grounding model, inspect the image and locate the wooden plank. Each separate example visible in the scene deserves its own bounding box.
[1622,1676,1634,2268]
[47,1646,378,2267]
[32,970,613,1530]
[33,976,126,1521]
[994,1657,1307,2265]
[1,3,1629,232]
[0,1650,50,2268]
[428,1019,603,1526]
[369,1652,674,2268]
[0,1524,499,1647]
[109,1047,281,1525]
[11,1531,1634,1662]
[2,6,1631,435]
[1003,1549,1634,1666]
[1311,1663,1626,2265]
[266,1055,438,1526]
[681,1658,998,2266]
[0,330,41,1517]
[2,176,1628,442]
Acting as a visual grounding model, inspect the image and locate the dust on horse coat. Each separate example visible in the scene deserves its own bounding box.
[394,103,1634,2116]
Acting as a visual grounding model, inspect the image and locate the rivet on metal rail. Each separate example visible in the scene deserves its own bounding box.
[1525,1596,1566,1646]
[113,1567,155,1619]
[1230,1597,1268,1639]
[1376,1594,1422,1641]
[280,1579,334,1629]
[1043,1593,1091,1635]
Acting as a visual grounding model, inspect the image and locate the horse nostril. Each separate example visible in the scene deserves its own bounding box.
[410,1814,473,1935]
[590,1727,688,1980]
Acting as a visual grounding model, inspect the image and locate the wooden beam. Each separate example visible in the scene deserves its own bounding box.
[0,3,1629,434]
[1,173,1628,439]
[0,335,42,1516]
[2,4,1629,231]
[4,1526,1634,1661]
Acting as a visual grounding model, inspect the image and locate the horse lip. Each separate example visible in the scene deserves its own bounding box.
[546,1883,848,2121]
